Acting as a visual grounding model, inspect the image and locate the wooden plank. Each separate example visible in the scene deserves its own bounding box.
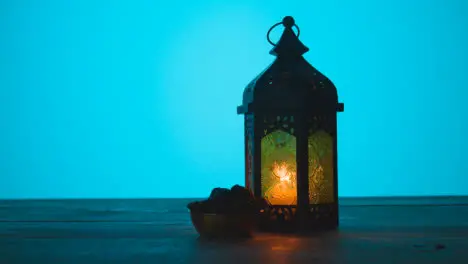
[0,198,467,264]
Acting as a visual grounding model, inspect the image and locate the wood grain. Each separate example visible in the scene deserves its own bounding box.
[1,197,467,264]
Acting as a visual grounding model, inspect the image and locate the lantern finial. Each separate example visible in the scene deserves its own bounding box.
[267,16,309,57]
[282,16,295,28]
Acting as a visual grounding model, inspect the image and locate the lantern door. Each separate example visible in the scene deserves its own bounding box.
[260,115,297,206]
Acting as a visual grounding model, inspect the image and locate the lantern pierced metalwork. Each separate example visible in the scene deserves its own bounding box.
[237,16,344,232]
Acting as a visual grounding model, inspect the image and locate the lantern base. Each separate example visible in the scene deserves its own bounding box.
[256,204,338,233]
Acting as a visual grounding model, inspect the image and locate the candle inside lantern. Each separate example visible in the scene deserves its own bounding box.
[261,130,297,205]
[266,161,297,205]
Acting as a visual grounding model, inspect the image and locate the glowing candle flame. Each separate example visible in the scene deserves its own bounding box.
[273,162,292,183]
[265,161,297,205]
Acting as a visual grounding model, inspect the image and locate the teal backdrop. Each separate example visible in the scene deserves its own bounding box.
[1,0,467,198]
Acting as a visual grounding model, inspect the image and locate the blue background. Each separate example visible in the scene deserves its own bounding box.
[1,0,467,199]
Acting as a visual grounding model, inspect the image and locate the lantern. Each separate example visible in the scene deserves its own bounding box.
[237,16,344,232]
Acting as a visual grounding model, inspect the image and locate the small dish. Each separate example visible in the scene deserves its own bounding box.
[189,211,255,238]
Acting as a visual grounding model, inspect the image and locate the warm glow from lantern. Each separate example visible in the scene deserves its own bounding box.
[261,130,297,206]
[265,161,297,205]
[274,162,293,183]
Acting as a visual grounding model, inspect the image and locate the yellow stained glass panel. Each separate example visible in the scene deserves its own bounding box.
[261,130,297,205]
[308,130,334,204]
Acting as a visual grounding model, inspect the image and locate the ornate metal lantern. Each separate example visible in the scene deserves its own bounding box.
[237,16,344,232]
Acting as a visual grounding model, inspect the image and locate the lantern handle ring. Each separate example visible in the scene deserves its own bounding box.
[267,16,301,46]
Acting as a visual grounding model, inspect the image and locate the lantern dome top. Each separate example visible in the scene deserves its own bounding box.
[268,16,309,57]
[237,16,344,115]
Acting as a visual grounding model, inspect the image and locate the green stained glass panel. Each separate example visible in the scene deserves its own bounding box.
[308,130,334,204]
[261,130,297,205]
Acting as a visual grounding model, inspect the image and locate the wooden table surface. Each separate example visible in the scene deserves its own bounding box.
[1,197,468,264]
